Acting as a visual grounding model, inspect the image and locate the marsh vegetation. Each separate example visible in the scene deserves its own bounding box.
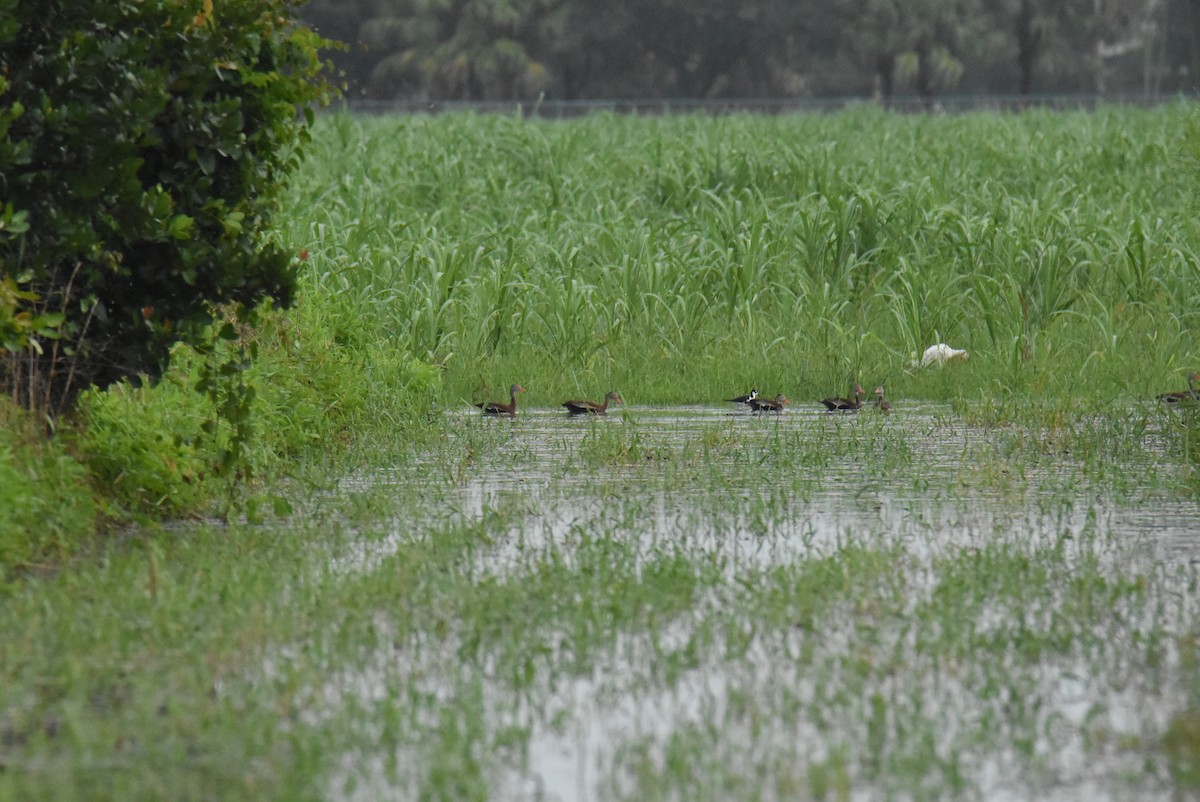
[290,105,1199,406]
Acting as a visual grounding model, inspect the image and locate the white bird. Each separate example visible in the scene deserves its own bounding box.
[914,343,969,368]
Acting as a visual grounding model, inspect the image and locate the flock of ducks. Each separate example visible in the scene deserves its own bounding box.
[474,384,625,417]
[471,341,1191,418]
[472,383,891,417]
[726,384,891,414]
[474,371,1198,418]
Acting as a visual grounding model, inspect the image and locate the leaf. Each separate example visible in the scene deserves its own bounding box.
[168,214,194,240]
[195,149,216,175]
[0,204,29,236]
[221,211,245,238]
[192,0,214,28]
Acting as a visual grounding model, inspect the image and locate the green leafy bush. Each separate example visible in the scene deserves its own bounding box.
[0,0,333,413]
[75,370,213,518]
[73,301,440,520]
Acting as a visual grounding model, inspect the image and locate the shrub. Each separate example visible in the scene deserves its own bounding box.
[72,301,441,520]
[75,370,213,518]
[0,0,333,415]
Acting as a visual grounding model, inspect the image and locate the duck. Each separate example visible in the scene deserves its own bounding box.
[1157,372,1199,404]
[820,384,864,412]
[873,386,892,413]
[726,388,759,405]
[475,383,525,416]
[748,394,789,413]
[562,391,623,416]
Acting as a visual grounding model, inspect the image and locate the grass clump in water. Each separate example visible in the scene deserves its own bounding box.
[577,420,673,466]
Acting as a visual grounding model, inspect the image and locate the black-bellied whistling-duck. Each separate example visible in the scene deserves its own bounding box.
[1158,372,1199,404]
[726,388,759,405]
[748,394,789,413]
[562,391,623,416]
[873,386,892,413]
[820,384,864,412]
[475,383,525,416]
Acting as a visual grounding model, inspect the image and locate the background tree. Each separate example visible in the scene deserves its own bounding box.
[983,0,1098,94]
[838,0,906,100]
[1014,0,1053,93]
[300,0,1197,100]
[1174,0,1200,80]
[361,0,555,100]
[835,0,971,102]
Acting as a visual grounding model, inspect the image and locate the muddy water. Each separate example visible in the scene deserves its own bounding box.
[329,403,1200,802]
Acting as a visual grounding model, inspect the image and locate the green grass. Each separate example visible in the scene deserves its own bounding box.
[285,104,1200,408]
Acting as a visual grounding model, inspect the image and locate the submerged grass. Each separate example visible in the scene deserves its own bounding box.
[313,408,1194,801]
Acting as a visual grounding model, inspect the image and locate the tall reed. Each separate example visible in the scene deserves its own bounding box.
[283,105,1200,404]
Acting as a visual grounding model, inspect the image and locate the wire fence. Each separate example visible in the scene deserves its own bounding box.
[337,92,1199,118]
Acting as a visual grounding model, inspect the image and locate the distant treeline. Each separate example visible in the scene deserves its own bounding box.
[301,0,1200,102]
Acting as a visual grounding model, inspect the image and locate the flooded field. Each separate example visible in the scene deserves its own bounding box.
[321,402,1200,801]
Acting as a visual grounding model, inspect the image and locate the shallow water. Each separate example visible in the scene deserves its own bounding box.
[325,403,1200,801]
[340,403,1200,569]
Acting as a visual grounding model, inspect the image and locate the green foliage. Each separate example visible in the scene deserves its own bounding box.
[0,0,334,413]
[72,297,440,521]
[0,271,61,353]
[2,274,439,559]
[1165,708,1200,790]
[76,368,213,518]
[3,102,1200,802]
